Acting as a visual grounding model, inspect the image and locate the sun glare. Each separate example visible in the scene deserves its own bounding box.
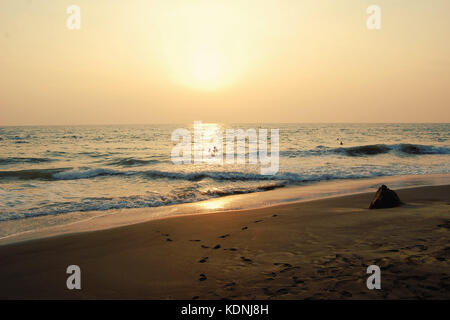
[156,2,250,91]
[190,49,225,89]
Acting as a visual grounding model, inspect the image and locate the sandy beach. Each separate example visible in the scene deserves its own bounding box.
[0,184,448,300]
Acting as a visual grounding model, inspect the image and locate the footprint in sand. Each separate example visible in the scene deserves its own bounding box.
[341,291,352,298]
[241,226,248,230]
[201,245,209,249]
[213,244,221,249]
[241,256,252,263]
[189,239,201,242]
[254,220,263,223]
[166,238,173,242]
[274,262,292,267]
[276,288,290,295]
[199,257,209,263]
[192,296,199,300]
[292,276,305,284]
[199,274,207,281]
[383,249,399,253]
[224,282,236,291]
[262,287,273,296]
[280,266,299,273]
[437,220,450,229]
[272,214,278,217]
[219,234,230,239]
[434,246,449,261]
[415,244,428,251]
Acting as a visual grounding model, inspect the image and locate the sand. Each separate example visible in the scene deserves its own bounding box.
[0,185,448,299]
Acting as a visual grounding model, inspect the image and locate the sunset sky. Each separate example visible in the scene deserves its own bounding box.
[1,0,449,125]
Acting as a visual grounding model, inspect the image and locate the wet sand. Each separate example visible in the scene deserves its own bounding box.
[0,185,449,299]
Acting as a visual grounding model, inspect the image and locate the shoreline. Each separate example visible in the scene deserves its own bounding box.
[0,173,449,245]
[0,184,449,299]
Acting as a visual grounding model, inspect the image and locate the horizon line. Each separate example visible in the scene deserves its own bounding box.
[1,121,449,127]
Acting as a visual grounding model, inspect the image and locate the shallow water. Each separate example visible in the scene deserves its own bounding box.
[0,123,449,221]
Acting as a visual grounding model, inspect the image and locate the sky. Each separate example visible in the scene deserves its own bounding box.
[1,0,449,125]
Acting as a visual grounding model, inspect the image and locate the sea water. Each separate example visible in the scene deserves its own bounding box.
[0,123,448,222]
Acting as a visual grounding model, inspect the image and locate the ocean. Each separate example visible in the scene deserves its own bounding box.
[0,123,449,222]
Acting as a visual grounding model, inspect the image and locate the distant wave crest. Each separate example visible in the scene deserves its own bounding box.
[0,168,68,180]
[0,157,54,166]
[337,144,450,156]
[282,143,450,158]
[107,157,164,167]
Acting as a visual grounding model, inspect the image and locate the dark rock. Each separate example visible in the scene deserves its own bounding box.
[369,185,402,209]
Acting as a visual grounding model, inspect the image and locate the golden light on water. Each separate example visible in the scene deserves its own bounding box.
[199,123,223,154]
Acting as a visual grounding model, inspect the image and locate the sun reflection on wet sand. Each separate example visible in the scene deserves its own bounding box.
[197,197,230,210]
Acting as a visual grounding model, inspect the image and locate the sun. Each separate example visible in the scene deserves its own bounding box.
[164,45,231,91]
[156,2,251,91]
[189,49,225,90]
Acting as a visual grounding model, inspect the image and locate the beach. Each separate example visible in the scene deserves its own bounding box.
[0,184,448,300]
[1,0,449,306]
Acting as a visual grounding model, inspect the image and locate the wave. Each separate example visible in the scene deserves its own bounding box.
[0,157,54,165]
[0,166,382,185]
[142,170,283,181]
[0,168,68,180]
[0,167,131,181]
[395,144,450,155]
[0,167,290,182]
[282,144,450,158]
[336,144,450,156]
[77,151,113,158]
[335,144,391,156]
[0,183,287,221]
[52,168,125,180]
[201,183,286,196]
[107,157,163,167]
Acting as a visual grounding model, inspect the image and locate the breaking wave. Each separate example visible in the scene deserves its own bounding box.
[282,144,450,158]
[0,167,381,183]
[336,144,450,156]
[0,183,287,221]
